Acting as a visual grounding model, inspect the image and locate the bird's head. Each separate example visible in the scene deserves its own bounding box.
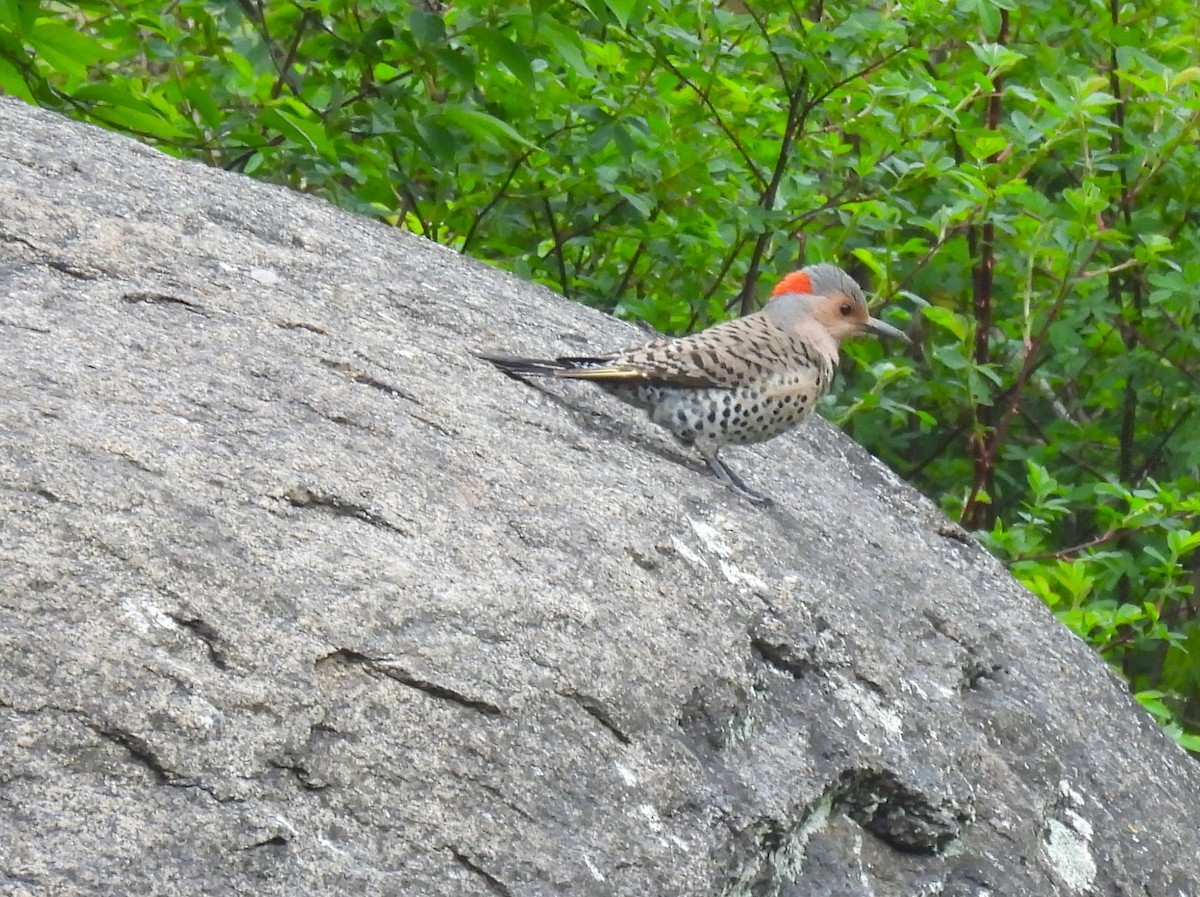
[770,263,909,345]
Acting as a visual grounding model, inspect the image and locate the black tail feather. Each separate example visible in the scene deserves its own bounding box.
[475,352,608,380]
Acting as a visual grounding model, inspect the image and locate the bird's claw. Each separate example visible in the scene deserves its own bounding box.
[706,456,774,506]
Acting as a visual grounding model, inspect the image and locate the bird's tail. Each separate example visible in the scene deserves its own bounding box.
[476,353,612,380]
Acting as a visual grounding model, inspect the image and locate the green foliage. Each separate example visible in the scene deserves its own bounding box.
[4,0,1199,751]
[987,463,1200,751]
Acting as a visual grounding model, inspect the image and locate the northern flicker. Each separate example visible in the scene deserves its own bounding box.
[480,263,909,504]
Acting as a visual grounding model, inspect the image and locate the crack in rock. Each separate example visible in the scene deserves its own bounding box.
[449,848,513,897]
[268,758,330,791]
[166,613,229,669]
[320,357,420,404]
[121,291,207,314]
[316,648,502,716]
[722,769,971,894]
[837,767,969,854]
[241,834,289,851]
[749,636,819,680]
[78,718,240,804]
[0,317,52,334]
[87,722,186,786]
[560,690,631,745]
[276,319,329,334]
[282,486,410,536]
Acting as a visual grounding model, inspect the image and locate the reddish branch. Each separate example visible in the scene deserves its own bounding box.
[961,9,1009,528]
[1106,0,1140,485]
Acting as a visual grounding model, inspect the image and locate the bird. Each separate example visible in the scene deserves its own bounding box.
[479,263,909,504]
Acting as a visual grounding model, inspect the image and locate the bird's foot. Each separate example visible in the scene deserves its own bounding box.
[706,456,774,506]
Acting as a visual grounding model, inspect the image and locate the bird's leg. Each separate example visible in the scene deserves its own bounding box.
[705,453,773,505]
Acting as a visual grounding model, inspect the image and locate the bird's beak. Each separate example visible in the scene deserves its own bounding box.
[862,316,911,344]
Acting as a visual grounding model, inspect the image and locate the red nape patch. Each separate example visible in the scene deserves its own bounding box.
[772,270,812,298]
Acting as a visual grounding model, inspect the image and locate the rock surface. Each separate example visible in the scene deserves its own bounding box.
[2,97,1199,897]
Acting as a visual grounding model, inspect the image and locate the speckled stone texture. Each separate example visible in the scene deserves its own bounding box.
[2,97,1199,897]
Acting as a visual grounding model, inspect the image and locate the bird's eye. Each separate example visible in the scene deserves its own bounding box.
[839,302,853,316]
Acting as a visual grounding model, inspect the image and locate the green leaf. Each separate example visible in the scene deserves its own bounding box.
[1026,461,1058,500]
[540,17,593,77]
[408,8,446,46]
[606,0,639,29]
[432,47,476,86]
[933,344,970,371]
[440,107,540,150]
[0,51,35,102]
[617,186,653,218]
[1166,529,1200,558]
[1170,67,1200,89]
[258,105,330,156]
[966,0,1001,38]
[1135,690,1170,721]
[475,29,535,88]
[0,0,39,31]
[581,0,610,24]
[923,305,969,341]
[966,132,1007,160]
[29,20,110,81]
[969,41,1025,73]
[180,81,222,128]
[70,83,186,139]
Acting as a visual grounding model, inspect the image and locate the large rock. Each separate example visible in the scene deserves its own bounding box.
[2,97,1198,896]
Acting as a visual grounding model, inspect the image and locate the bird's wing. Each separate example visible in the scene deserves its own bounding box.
[557,314,798,389]
[554,347,722,388]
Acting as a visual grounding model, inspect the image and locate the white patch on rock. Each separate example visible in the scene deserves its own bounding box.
[638,803,663,833]
[1058,778,1086,804]
[1043,783,1096,892]
[688,518,732,558]
[668,833,690,852]
[1064,808,1093,840]
[682,516,767,592]
[719,560,768,591]
[834,679,903,739]
[670,535,709,569]
[583,854,605,882]
[270,814,298,837]
[1043,818,1097,891]
[122,595,175,634]
[614,761,637,787]
[250,267,280,285]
